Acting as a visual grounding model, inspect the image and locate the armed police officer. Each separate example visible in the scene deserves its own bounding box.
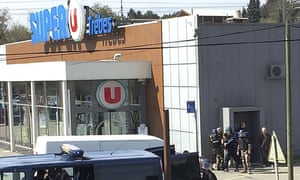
[223,127,239,172]
[209,127,224,170]
[237,130,252,174]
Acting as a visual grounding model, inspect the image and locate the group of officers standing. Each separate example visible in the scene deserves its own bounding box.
[209,122,263,174]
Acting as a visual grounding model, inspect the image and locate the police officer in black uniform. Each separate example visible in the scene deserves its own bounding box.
[215,127,224,170]
[209,129,218,169]
[223,127,239,172]
[237,130,252,173]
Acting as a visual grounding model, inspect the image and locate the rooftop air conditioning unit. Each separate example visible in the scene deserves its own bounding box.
[270,65,285,78]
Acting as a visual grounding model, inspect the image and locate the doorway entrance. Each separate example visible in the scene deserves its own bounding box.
[222,107,264,163]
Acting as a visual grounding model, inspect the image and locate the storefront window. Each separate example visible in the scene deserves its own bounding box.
[128,80,141,105]
[35,81,63,136]
[75,112,93,135]
[75,81,93,108]
[73,80,145,136]
[0,82,9,141]
[12,82,32,147]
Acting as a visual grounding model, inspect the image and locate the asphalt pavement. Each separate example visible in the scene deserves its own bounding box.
[0,141,32,157]
[212,164,300,180]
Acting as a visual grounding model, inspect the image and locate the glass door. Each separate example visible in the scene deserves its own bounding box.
[94,111,127,135]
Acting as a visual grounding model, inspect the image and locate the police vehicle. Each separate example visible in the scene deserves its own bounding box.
[0,144,163,180]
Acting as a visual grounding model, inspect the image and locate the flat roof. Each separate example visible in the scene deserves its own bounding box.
[36,134,163,142]
[184,9,238,16]
[0,60,152,81]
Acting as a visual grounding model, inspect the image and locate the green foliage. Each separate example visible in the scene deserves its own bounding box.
[259,0,300,23]
[161,12,178,19]
[0,9,9,44]
[260,0,283,23]
[247,0,261,23]
[5,24,31,43]
[242,8,247,17]
[127,8,160,19]
[0,9,31,45]
[89,3,120,20]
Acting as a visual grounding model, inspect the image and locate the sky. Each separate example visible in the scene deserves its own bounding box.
[0,0,267,28]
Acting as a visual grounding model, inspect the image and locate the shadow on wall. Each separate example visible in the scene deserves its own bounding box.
[43,28,126,53]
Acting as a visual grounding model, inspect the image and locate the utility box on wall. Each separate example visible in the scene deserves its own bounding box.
[270,65,285,79]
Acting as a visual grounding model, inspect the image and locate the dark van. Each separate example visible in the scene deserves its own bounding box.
[0,145,163,180]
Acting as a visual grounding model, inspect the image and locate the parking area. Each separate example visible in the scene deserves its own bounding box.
[213,165,300,180]
[1,142,300,180]
[0,141,32,157]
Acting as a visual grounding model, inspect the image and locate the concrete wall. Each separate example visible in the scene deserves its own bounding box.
[198,23,300,157]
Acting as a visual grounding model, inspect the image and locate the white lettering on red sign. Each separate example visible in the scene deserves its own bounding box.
[96,81,127,109]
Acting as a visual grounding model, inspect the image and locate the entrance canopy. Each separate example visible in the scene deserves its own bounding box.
[0,60,152,81]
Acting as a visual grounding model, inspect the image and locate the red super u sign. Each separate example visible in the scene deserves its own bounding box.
[104,86,121,103]
[96,81,127,109]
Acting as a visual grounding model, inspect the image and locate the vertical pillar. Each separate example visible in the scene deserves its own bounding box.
[62,81,69,135]
[163,109,171,180]
[43,82,49,134]
[7,81,15,152]
[31,81,38,151]
[285,15,294,180]
[194,110,199,153]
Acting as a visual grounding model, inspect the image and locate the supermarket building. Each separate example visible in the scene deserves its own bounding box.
[1,4,300,161]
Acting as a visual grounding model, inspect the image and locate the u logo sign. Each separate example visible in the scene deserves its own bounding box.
[96,81,127,109]
[69,8,78,32]
[104,87,121,104]
[68,0,85,41]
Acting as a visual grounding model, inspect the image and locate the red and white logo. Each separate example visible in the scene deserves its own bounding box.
[96,81,127,109]
[68,0,85,41]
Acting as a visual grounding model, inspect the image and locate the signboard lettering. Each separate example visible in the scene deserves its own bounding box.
[88,15,113,36]
[30,5,70,43]
[30,0,114,44]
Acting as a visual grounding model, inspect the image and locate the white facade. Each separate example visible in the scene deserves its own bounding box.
[162,15,201,154]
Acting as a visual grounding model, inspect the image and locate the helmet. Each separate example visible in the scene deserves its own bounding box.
[225,127,232,133]
[211,129,216,134]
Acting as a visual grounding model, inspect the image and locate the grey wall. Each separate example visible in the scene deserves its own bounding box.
[197,23,300,158]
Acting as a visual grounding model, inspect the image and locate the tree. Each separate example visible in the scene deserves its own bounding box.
[242,7,247,17]
[161,12,177,19]
[127,8,160,19]
[0,9,9,44]
[5,24,31,43]
[260,0,283,23]
[88,3,120,20]
[0,8,31,44]
[127,8,137,19]
[247,0,261,22]
[143,10,160,19]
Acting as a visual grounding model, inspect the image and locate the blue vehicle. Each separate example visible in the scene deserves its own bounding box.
[0,144,163,180]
